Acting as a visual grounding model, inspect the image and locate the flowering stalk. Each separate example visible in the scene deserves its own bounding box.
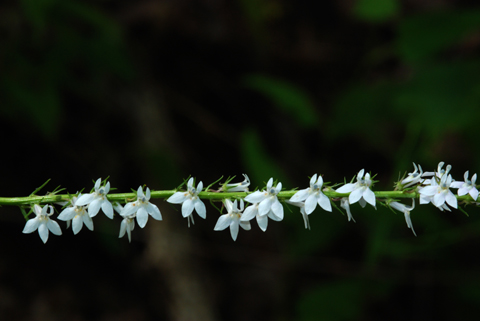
[0,190,477,206]
[2,164,480,243]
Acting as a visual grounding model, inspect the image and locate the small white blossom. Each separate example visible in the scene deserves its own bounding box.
[121,186,162,228]
[390,199,416,236]
[336,169,376,207]
[57,194,94,234]
[167,178,206,226]
[23,204,62,243]
[75,178,114,219]
[224,174,250,192]
[419,172,457,209]
[401,163,424,187]
[244,178,284,219]
[450,171,478,201]
[214,199,251,241]
[114,203,135,242]
[290,174,331,214]
[286,200,310,229]
[340,197,356,222]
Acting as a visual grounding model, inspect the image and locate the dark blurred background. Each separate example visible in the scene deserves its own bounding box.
[1,0,480,320]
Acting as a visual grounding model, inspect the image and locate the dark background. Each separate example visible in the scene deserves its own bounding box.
[1,0,480,320]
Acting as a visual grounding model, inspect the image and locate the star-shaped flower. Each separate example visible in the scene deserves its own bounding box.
[419,173,457,209]
[57,194,94,234]
[390,199,416,236]
[336,169,376,207]
[167,178,206,226]
[450,171,479,201]
[75,178,114,219]
[23,204,62,243]
[289,174,331,214]
[120,186,162,228]
[214,199,251,240]
[244,178,284,219]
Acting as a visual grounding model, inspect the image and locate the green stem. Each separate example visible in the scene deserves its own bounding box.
[0,190,475,206]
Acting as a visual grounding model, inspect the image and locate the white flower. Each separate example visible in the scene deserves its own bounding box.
[401,163,424,187]
[224,174,250,192]
[57,194,94,234]
[114,203,135,243]
[289,174,331,214]
[75,178,114,219]
[121,186,162,228]
[22,204,62,243]
[244,178,284,219]
[286,200,310,229]
[419,173,457,209]
[390,199,416,236]
[450,171,478,201]
[336,169,376,207]
[167,178,206,226]
[340,197,356,222]
[214,199,251,240]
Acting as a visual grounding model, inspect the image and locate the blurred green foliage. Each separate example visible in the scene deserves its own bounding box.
[2,0,133,138]
[354,0,400,22]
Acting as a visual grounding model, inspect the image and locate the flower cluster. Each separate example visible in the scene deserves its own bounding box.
[17,163,479,243]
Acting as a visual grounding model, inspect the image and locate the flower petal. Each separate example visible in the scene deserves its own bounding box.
[102,201,114,219]
[194,199,207,218]
[349,188,363,204]
[445,192,457,208]
[75,194,95,206]
[244,191,267,204]
[241,205,257,221]
[229,221,239,241]
[121,202,138,217]
[258,197,273,216]
[240,221,251,231]
[290,189,309,202]
[57,208,75,221]
[72,216,83,235]
[336,184,355,193]
[270,199,284,219]
[23,218,40,234]
[88,199,102,217]
[182,199,194,218]
[214,214,231,231]
[119,219,127,238]
[83,215,94,231]
[317,193,332,212]
[167,192,188,204]
[38,223,49,243]
[147,203,162,220]
[470,188,479,201]
[362,188,376,207]
[304,194,317,214]
[136,207,148,228]
[47,219,62,236]
[256,214,268,232]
